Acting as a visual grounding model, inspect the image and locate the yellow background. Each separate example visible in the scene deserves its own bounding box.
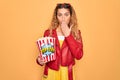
[0,0,120,80]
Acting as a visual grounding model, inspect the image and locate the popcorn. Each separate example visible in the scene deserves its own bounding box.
[37,37,56,63]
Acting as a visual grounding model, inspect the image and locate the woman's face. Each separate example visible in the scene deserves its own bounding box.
[57,8,71,25]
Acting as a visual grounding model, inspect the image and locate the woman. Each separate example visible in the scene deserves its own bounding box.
[36,3,83,80]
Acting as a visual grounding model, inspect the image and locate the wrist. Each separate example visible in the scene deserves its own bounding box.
[64,32,70,37]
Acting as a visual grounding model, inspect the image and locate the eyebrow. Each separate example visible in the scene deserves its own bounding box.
[57,12,70,14]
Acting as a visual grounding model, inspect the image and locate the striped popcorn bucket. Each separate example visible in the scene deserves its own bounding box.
[37,37,56,63]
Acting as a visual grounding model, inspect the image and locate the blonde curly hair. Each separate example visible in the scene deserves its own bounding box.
[49,3,80,40]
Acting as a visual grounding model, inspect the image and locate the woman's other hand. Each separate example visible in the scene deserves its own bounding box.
[60,21,73,37]
[37,56,45,66]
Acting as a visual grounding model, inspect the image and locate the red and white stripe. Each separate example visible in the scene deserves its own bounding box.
[37,37,56,63]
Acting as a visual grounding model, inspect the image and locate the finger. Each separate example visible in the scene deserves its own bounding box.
[38,58,45,64]
[38,57,44,62]
[61,22,65,27]
[60,22,66,29]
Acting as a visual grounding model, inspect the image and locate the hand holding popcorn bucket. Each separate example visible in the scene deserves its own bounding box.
[37,37,56,63]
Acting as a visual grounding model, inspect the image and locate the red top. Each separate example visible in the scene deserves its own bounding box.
[36,29,83,80]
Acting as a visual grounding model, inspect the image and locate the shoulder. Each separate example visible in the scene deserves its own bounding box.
[44,29,56,36]
[44,29,50,34]
[44,29,50,36]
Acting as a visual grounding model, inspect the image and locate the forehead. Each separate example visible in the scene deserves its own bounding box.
[57,8,70,14]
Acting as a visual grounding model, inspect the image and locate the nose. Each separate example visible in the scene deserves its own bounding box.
[62,16,65,21]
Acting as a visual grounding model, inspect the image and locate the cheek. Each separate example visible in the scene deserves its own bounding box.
[57,16,62,23]
[66,17,70,24]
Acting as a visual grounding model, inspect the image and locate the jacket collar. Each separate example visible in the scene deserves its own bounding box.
[52,29,66,50]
